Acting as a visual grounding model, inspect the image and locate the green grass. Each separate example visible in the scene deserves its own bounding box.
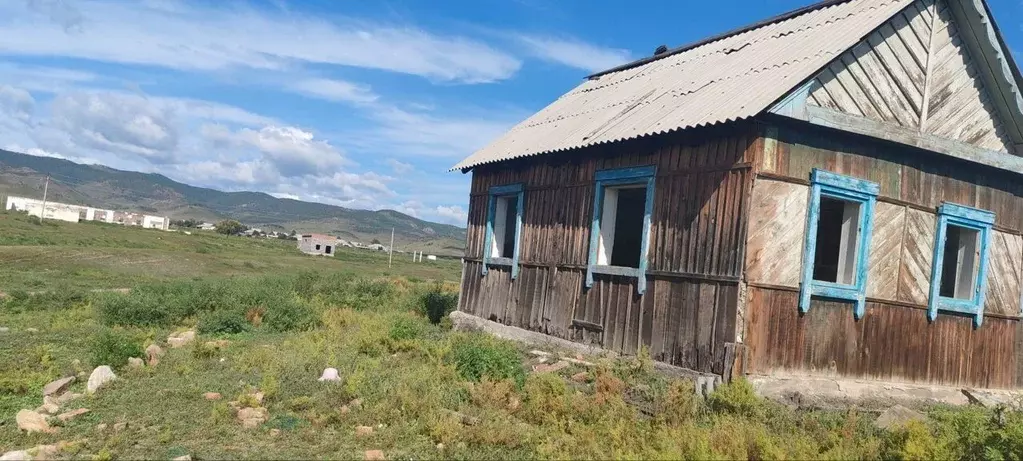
[0,211,460,292]
[5,210,1023,459]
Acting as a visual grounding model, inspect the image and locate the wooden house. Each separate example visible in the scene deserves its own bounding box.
[452,0,1023,389]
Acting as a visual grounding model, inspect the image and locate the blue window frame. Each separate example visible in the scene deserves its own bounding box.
[927,203,994,328]
[482,183,524,279]
[585,166,656,295]
[799,169,879,319]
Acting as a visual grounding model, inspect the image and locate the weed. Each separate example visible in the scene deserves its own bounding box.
[449,333,526,387]
[197,308,249,335]
[191,341,219,360]
[90,328,144,369]
[263,299,319,332]
[421,289,457,324]
[388,315,425,341]
[706,379,765,419]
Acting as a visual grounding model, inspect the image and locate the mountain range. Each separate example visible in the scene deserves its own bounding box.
[0,150,466,255]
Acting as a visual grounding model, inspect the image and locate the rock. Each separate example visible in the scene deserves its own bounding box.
[204,392,222,401]
[355,425,374,437]
[339,405,350,415]
[42,377,75,397]
[436,443,444,451]
[349,398,363,409]
[86,366,116,394]
[0,450,29,460]
[113,422,128,433]
[532,360,570,374]
[56,408,89,422]
[571,372,590,383]
[0,327,8,334]
[875,405,926,430]
[25,328,38,333]
[145,344,164,366]
[237,407,268,429]
[16,410,53,433]
[128,357,144,369]
[95,423,107,432]
[205,339,229,349]
[269,428,281,437]
[167,330,196,348]
[318,368,341,382]
[36,403,59,415]
[444,409,480,426]
[172,456,192,461]
[251,392,265,404]
[364,450,385,461]
[54,393,82,405]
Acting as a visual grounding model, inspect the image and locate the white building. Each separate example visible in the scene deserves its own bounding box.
[5,196,80,223]
[5,195,169,230]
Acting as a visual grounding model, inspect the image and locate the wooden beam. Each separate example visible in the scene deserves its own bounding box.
[801,105,1023,174]
[918,0,939,132]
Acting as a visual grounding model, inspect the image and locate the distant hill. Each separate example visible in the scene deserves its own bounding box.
[0,150,466,255]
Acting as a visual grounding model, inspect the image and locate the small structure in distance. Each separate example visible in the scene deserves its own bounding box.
[298,233,337,256]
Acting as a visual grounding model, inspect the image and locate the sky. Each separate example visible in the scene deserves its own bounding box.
[0,0,1020,227]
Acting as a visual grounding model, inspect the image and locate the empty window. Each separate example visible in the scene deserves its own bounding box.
[325,245,333,255]
[489,195,518,259]
[928,203,994,328]
[812,197,862,285]
[315,244,321,250]
[586,166,656,295]
[597,186,647,268]
[482,184,525,279]
[799,169,878,319]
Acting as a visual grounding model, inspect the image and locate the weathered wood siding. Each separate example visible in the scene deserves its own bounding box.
[745,286,1020,388]
[807,0,1012,153]
[746,120,1023,387]
[460,124,757,373]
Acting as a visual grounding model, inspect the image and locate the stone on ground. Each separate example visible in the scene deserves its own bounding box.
[56,408,89,422]
[128,357,144,368]
[113,422,128,432]
[571,372,590,383]
[318,368,341,382]
[36,403,59,415]
[364,450,385,460]
[167,330,196,348]
[355,425,374,437]
[15,410,52,433]
[237,407,269,429]
[25,328,38,333]
[532,360,569,374]
[875,404,926,430]
[0,327,8,334]
[145,344,164,366]
[204,392,222,401]
[42,377,75,397]
[53,393,82,405]
[86,366,116,394]
[349,398,363,409]
[172,455,192,461]
[0,443,59,461]
[0,450,28,461]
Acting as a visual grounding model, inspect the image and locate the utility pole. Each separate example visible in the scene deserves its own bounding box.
[388,227,395,268]
[39,175,50,222]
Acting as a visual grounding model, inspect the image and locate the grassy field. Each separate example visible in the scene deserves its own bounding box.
[0,211,461,292]
[3,210,1023,460]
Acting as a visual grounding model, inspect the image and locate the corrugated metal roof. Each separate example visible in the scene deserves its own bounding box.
[452,0,913,170]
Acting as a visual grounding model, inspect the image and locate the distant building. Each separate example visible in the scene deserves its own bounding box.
[5,195,169,229]
[298,233,337,256]
[198,222,216,231]
[426,255,437,261]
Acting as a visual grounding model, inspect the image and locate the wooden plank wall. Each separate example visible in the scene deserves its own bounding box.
[746,120,1023,388]
[459,124,757,374]
[807,0,1013,153]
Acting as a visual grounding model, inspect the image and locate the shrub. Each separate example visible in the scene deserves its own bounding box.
[90,328,144,369]
[263,299,319,332]
[192,341,219,360]
[706,379,764,419]
[421,289,457,324]
[197,308,249,335]
[449,334,525,387]
[389,316,425,341]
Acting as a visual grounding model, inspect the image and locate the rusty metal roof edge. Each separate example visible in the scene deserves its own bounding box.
[586,0,855,80]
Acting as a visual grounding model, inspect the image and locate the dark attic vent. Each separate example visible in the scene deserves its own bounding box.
[653,45,669,56]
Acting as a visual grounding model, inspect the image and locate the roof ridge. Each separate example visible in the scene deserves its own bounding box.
[586,0,855,79]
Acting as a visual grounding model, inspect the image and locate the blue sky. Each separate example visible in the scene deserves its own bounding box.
[0,0,1020,226]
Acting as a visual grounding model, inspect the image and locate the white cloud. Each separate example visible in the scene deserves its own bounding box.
[517,35,632,72]
[287,78,379,104]
[49,91,180,162]
[201,124,350,177]
[435,205,467,225]
[386,158,415,174]
[356,105,520,159]
[0,85,35,123]
[0,1,522,83]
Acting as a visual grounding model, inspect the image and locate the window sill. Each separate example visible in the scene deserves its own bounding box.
[485,257,514,267]
[801,280,866,318]
[590,265,643,278]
